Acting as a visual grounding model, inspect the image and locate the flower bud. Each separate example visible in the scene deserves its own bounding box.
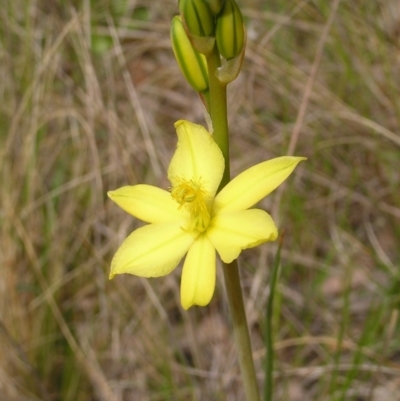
[179,0,215,37]
[171,15,209,93]
[204,0,226,15]
[215,0,245,60]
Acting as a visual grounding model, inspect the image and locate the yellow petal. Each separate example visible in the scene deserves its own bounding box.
[108,185,188,223]
[180,234,216,310]
[168,120,225,197]
[110,222,197,278]
[213,156,306,213]
[206,209,277,263]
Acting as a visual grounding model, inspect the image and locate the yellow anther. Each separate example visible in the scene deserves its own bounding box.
[171,178,210,232]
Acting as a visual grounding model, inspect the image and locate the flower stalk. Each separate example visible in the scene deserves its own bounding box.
[206,38,261,401]
[206,45,230,188]
[223,260,261,401]
[202,3,260,396]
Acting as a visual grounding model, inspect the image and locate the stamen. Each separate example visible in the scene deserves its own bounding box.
[171,178,210,232]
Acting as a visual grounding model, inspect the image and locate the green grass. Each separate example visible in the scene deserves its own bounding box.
[1,0,400,400]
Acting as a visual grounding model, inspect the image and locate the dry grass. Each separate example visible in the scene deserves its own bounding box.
[1,0,400,400]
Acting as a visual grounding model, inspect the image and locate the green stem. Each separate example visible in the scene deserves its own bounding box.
[263,237,282,401]
[206,45,230,188]
[223,260,261,401]
[206,44,260,401]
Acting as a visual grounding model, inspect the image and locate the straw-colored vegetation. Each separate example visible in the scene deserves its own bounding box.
[1,0,400,400]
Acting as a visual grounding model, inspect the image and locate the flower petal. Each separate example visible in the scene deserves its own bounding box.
[168,120,225,197]
[180,234,216,310]
[108,185,188,224]
[110,222,197,278]
[207,209,278,263]
[213,156,306,213]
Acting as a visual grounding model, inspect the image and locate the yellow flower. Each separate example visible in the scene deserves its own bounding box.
[108,120,305,310]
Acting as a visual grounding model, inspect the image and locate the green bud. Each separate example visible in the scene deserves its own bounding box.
[204,0,226,15]
[171,15,209,92]
[179,0,215,37]
[215,0,245,60]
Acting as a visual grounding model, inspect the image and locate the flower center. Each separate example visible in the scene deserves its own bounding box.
[170,178,210,232]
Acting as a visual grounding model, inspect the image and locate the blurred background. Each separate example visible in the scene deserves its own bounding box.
[1,0,400,400]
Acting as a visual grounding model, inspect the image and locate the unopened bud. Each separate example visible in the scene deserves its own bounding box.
[179,0,215,37]
[171,15,209,92]
[215,0,244,60]
[204,0,226,15]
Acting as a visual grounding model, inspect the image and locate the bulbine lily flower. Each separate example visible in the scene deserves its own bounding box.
[108,120,305,309]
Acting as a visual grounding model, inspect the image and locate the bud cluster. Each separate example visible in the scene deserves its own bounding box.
[171,0,246,91]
